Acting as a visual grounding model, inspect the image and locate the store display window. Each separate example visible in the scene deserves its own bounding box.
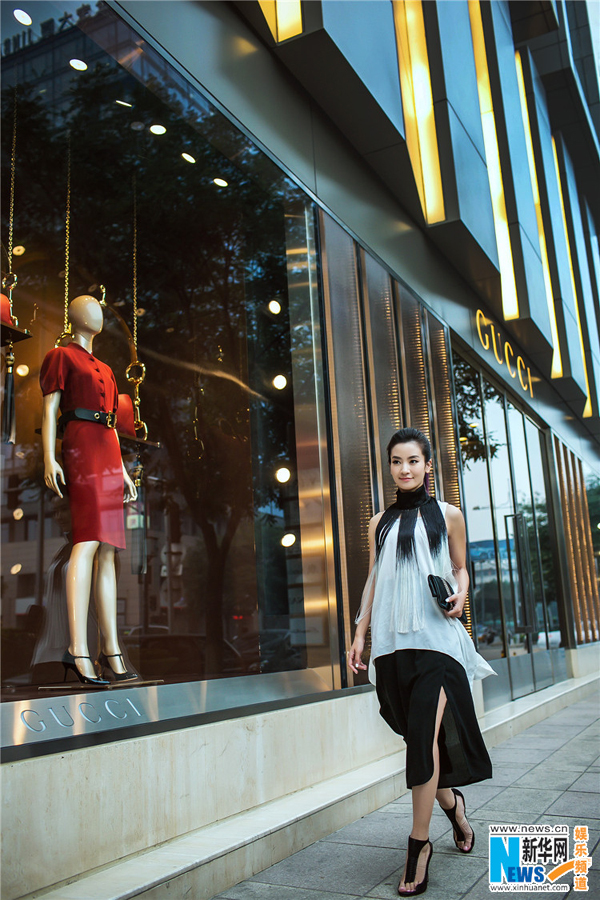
[1,1,336,701]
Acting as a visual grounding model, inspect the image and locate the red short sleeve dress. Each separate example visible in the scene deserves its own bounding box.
[40,341,125,549]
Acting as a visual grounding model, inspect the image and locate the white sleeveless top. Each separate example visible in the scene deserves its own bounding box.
[369,502,495,685]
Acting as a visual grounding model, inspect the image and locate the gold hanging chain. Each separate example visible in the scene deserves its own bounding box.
[3,89,18,316]
[64,135,71,332]
[132,173,138,351]
[7,89,17,263]
[126,172,148,441]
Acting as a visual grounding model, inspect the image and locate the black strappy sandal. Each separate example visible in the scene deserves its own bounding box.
[398,836,433,896]
[441,788,475,853]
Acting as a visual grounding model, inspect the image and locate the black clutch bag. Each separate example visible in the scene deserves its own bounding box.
[428,574,467,623]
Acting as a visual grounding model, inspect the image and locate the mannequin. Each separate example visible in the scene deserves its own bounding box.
[40,295,137,684]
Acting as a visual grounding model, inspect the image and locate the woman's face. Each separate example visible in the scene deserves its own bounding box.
[389,440,432,492]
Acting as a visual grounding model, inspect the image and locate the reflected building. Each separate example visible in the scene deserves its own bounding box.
[1,1,599,897]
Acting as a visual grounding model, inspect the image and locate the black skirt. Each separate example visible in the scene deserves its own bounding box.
[374,648,492,789]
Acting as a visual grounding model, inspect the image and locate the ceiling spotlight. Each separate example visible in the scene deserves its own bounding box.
[272,375,287,390]
[276,467,291,484]
[459,436,468,443]
[281,533,296,548]
[13,508,24,520]
[136,308,146,317]
[268,300,282,315]
[181,152,196,164]
[13,9,32,26]
[70,59,88,71]
[12,245,25,256]
[10,563,22,575]
[469,422,478,429]
[116,100,133,108]
[16,364,29,377]
[150,124,166,135]
[213,177,228,187]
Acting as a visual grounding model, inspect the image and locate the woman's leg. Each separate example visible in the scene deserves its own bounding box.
[65,540,100,679]
[436,787,473,851]
[95,543,127,674]
[399,687,447,892]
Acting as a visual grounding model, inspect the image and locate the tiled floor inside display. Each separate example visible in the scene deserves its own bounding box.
[213,687,600,900]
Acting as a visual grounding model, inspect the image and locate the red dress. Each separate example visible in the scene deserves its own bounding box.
[40,341,125,548]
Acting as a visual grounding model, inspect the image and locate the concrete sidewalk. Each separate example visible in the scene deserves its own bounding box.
[214,685,599,900]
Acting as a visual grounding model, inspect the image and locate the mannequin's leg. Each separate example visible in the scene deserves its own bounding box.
[399,687,447,893]
[95,543,126,674]
[66,540,100,679]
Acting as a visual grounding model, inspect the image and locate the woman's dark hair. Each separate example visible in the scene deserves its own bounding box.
[386,427,431,464]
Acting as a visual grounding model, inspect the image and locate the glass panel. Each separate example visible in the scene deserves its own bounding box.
[396,286,431,446]
[452,352,505,660]
[582,461,600,620]
[484,384,530,666]
[361,251,402,509]
[320,212,372,679]
[427,314,460,508]
[1,1,335,699]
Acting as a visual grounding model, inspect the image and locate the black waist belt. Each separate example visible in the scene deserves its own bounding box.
[59,408,117,432]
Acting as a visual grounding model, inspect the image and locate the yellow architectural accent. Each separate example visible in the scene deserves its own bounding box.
[551,137,593,417]
[258,0,302,42]
[393,0,445,224]
[468,0,519,320]
[515,51,563,378]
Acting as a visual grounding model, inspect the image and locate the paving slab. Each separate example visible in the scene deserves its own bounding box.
[248,842,399,896]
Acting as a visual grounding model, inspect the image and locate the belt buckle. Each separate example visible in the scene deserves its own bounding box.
[106,411,116,429]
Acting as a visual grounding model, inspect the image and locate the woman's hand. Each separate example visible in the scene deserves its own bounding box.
[123,467,138,503]
[44,457,65,498]
[348,635,368,673]
[445,590,467,618]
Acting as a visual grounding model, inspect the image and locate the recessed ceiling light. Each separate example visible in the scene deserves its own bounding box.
[12,245,25,256]
[136,308,146,317]
[213,177,228,187]
[70,59,88,71]
[13,508,24,520]
[150,124,166,135]
[276,467,291,484]
[181,152,196,164]
[281,533,296,547]
[268,300,281,315]
[116,100,133,108]
[13,9,32,26]
[272,375,287,390]
[10,563,22,575]
[16,364,29,377]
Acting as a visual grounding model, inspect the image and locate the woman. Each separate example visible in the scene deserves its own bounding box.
[349,427,495,896]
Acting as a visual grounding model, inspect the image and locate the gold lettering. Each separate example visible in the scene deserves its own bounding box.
[527,366,534,398]
[491,327,504,364]
[505,342,516,377]
[517,356,528,391]
[476,309,490,349]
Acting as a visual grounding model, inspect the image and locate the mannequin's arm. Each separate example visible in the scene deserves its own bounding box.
[42,392,65,497]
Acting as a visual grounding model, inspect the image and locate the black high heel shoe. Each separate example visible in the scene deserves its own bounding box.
[62,651,110,686]
[398,836,433,896]
[98,652,138,682]
[441,788,475,853]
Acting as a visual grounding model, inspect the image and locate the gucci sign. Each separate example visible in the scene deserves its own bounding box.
[476,310,534,398]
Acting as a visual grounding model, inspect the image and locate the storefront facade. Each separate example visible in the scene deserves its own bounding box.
[2,1,599,897]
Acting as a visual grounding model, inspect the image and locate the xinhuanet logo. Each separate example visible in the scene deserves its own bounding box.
[489,824,592,892]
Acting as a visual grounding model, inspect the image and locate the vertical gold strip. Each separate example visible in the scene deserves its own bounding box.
[551,137,592,417]
[393,0,445,224]
[515,51,562,378]
[554,436,582,643]
[577,458,600,636]
[468,0,519,321]
[563,444,590,642]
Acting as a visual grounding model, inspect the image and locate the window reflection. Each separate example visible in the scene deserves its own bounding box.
[1,2,334,697]
[452,353,505,659]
